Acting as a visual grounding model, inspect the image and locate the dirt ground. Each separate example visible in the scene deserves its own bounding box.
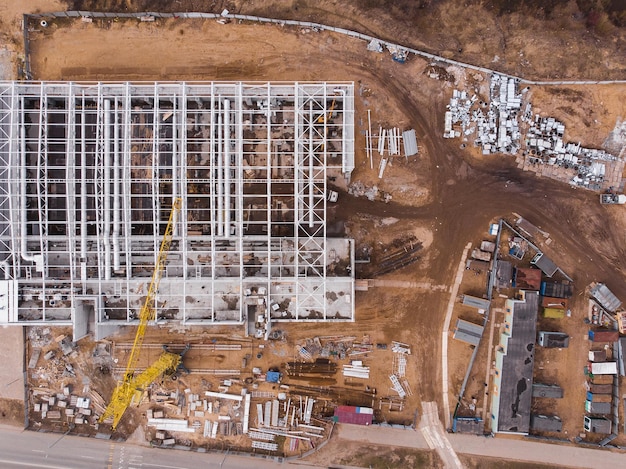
[528,85,626,153]
[303,438,443,469]
[54,0,626,82]
[1,0,626,462]
[0,399,25,426]
[22,2,626,416]
[459,454,561,469]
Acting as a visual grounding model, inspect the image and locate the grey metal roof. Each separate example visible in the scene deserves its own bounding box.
[618,337,626,377]
[532,383,564,398]
[496,261,513,289]
[531,414,562,432]
[497,291,539,434]
[462,295,490,310]
[537,331,569,348]
[453,417,484,434]
[584,416,611,434]
[541,281,573,299]
[531,253,558,277]
[402,129,418,156]
[454,319,484,346]
[516,218,540,237]
[590,283,622,313]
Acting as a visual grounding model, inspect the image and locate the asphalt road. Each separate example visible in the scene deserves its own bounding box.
[449,433,626,468]
[0,424,319,469]
[336,424,626,468]
[3,421,626,468]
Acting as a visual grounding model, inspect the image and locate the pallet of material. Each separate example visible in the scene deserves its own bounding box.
[251,441,278,451]
[342,364,370,379]
[248,430,275,441]
[46,410,62,420]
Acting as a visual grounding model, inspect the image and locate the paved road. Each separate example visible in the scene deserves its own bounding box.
[418,402,462,469]
[336,424,626,468]
[0,424,319,469]
[2,422,626,468]
[448,434,626,469]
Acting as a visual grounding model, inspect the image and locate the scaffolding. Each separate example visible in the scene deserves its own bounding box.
[0,81,356,340]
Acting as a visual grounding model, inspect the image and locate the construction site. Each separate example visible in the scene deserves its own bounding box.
[0,81,356,339]
[0,1,626,468]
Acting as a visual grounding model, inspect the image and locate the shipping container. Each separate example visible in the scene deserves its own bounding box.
[585,401,611,415]
[589,383,613,394]
[588,350,607,362]
[589,361,618,375]
[543,308,565,319]
[588,330,619,342]
[584,416,612,433]
[590,374,614,385]
[586,392,612,403]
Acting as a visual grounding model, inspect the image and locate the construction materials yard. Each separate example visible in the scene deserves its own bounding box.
[1,0,626,465]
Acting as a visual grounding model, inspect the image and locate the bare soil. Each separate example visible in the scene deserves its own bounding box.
[61,0,626,81]
[2,0,626,459]
[0,399,24,427]
[303,438,443,469]
[459,454,561,469]
[22,4,626,426]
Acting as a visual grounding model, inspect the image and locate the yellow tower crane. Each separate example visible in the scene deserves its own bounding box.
[316,98,336,124]
[100,198,184,430]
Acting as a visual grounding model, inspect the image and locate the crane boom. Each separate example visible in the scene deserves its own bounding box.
[100,198,182,430]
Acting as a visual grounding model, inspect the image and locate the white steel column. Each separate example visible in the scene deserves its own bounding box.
[265,84,272,284]
[180,84,188,321]
[4,84,19,280]
[172,90,178,202]
[151,84,160,261]
[223,98,231,239]
[79,92,87,286]
[216,101,224,238]
[112,98,121,272]
[293,83,300,318]
[308,100,315,228]
[209,84,216,283]
[65,83,77,284]
[38,85,50,319]
[93,83,104,283]
[236,84,244,322]
[20,94,36,264]
[103,98,112,280]
[123,83,133,282]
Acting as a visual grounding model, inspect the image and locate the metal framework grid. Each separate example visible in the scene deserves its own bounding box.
[0,81,355,339]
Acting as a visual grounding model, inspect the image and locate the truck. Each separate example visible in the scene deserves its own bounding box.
[600,194,626,205]
[585,401,611,415]
[588,330,620,343]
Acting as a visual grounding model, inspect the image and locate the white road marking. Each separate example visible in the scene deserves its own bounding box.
[142,464,189,469]
[0,459,67,469]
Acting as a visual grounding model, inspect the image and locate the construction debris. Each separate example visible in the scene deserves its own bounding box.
[444,73,625,192]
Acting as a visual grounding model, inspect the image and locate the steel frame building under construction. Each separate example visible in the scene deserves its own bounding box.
[0,81,355,340]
